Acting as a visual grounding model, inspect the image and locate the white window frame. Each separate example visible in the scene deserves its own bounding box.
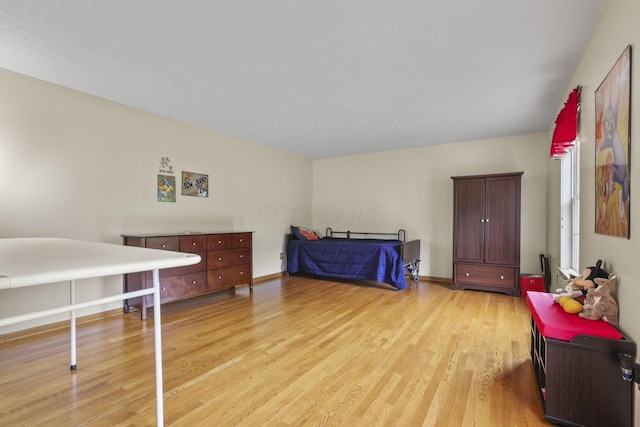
[560,145,580,274]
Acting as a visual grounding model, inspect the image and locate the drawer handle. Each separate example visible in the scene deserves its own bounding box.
[161,244,166,248]
[240,271,243,275]
[465,272,470,277]
[239,238,243,242]
[192,242,196,246]
[162,286,166,290]
[218,257,222,261]
[500,275,504,280]
[240,254,243,258]
[217,240,222,244]
[218,275,222,279]
[192,280,196,284]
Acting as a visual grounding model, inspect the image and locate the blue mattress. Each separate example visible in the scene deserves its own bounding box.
[286,237,407,290]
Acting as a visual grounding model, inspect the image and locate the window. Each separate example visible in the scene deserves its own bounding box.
[560,145,580,273]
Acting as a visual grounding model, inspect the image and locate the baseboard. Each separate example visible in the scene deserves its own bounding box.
[415,275,451,284]
[253,272,285,283]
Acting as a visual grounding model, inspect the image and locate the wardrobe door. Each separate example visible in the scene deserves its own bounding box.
[453,177,485,264]
[484,175,521,266]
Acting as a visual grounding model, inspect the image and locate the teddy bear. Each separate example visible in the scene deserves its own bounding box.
[579,274,619,326]
[554,260,608,309]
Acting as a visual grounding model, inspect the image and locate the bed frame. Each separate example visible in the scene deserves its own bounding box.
[325,228,421,281]
[286,228,421,283]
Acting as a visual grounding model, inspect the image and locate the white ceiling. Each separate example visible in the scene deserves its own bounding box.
[0,1,603,159]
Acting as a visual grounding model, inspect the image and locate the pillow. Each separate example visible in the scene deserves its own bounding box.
[291,225,320,240]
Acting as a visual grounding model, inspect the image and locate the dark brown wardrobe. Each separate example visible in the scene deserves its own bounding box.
[452,172,522,296]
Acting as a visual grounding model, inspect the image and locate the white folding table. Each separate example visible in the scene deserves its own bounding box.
[0,238,201,426]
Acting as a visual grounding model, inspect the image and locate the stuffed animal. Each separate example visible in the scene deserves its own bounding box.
[556,296,584,314]
[554,260,609,307]
[579,274,619,326]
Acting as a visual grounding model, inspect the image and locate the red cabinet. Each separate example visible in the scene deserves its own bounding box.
[520,274,545,296]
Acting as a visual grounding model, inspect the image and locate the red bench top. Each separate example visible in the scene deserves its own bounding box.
[526,291,622,341]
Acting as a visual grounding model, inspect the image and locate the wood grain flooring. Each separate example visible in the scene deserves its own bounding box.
[0,275,551,426]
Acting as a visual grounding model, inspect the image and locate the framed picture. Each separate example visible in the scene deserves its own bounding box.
[595,45,631,238]
[182,171,208,197]
[157,174,176,202]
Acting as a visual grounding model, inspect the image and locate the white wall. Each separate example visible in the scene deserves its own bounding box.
[547,0,640,348]
[312,133,549,279]
[546,0,640,421]
[0,68,313,333]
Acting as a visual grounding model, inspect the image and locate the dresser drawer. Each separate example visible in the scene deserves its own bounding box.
[147,251,206,280]
[207,248,250,269]
[230,233,251,248]
[207,234,230,250]
[207,265,251,290]
[454,264,517,289]
[147,271,208,302]
[145,236,179,251]
[180,235,207,252]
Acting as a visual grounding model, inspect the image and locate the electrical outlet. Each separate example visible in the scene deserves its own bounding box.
[280,252,283,259]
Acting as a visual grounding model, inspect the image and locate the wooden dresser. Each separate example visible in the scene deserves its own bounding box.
[122,231,253,319]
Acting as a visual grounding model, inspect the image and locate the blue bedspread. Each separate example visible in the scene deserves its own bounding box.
[286,237,407,290]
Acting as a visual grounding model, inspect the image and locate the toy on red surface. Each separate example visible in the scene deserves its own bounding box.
[579,274,619,326]
[553,260,609,313]
[556,295,584,314]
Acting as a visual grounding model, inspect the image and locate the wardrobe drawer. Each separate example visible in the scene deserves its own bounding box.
[454,264,517,289]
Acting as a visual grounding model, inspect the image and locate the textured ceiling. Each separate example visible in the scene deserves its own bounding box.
[0,1,603,159]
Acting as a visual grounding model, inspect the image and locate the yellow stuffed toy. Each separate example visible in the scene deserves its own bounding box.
[557,296,583,314]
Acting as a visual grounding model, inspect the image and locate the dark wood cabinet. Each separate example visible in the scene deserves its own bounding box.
[122,231,253,318]
[528,292,636,426]
[452,172,522,296]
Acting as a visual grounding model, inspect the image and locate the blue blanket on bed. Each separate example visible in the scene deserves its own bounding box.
[286,237,407,290]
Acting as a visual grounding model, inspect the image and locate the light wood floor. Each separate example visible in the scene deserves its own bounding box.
[0,276,551,426]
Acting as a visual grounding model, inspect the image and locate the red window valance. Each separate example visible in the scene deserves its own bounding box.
[550,86,581,158]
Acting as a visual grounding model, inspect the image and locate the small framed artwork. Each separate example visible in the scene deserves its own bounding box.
[595,45,631,238]
[182,171,208,197]
[157,174,176,202]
